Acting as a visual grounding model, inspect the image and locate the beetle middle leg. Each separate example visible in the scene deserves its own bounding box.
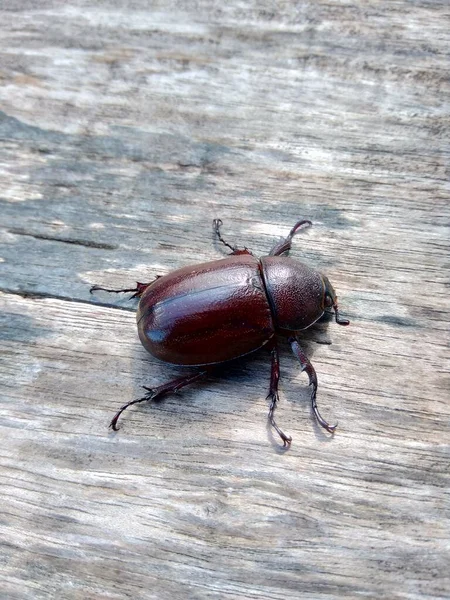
[109,370,208,430]
[269,219,312,256]
[267,342,292,447]
[213,219,253,256]
[289,336,337,434]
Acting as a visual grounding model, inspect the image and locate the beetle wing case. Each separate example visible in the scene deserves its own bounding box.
[137,255,275,366]
[260,257,325,331]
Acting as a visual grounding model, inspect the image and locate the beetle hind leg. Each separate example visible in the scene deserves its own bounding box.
[90,280,157,299]
[289,336,337,434]
[109,370,208,431]
[267,343,292,447]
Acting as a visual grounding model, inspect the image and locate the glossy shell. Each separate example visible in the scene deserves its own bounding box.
[260,257,326,331]
[137,255,275,366]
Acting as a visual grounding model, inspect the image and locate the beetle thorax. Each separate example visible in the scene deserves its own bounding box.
[260,257,325,331]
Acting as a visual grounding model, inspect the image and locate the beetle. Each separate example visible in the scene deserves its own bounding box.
[90,219,349,446]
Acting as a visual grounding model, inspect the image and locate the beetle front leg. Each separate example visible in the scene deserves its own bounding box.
[289,336,337,434]
[109,370,209,430]
[269,219,312,256]
[213,219,253,256]
[267,343,292,447]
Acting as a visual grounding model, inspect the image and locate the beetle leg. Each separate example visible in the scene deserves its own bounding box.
[289,336,337,434]
[213,218,253,256]
[90,280,157,299]
[269,219,312,256]
[266,343,292,447]
[109,370,208,431]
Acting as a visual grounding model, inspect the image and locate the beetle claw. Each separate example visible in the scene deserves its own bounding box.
[280,433,292,447]
[267,392,292,448]
[316,413,338,434]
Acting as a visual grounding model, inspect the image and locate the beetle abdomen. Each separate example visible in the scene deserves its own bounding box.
[137,255,275,365]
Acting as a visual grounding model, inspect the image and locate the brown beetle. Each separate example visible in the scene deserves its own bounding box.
[91,219,349,446]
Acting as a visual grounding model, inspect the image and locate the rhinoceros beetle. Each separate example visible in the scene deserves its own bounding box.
[91,219,349,447]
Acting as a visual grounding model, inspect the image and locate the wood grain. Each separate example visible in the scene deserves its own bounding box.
[0,1,449,598]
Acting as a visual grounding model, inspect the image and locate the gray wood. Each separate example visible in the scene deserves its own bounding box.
[1,1,449,598]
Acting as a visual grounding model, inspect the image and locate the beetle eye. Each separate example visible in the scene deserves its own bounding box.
[324,294,334,308]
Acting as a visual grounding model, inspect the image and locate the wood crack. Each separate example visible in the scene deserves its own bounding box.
[8,228,117,250]
[0,287,135,312]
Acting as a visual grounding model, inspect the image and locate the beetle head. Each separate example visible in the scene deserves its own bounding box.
[321,275,349,326]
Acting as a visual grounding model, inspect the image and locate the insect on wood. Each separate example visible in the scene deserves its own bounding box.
[90,219,349,447]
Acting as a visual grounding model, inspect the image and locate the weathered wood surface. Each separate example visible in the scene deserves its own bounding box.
[1,1,449,598]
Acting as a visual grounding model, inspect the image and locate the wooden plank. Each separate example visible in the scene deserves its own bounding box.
[1,1,449,598]
[1,291,449,599]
